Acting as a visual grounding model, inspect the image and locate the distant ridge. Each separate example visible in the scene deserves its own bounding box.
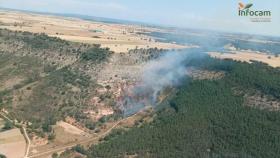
[0,7,278,38]
[0,7,154,27]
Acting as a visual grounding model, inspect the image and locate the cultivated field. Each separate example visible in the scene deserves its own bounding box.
[208,51,280,68]
[0,128,26,158]
[0,10,187,53]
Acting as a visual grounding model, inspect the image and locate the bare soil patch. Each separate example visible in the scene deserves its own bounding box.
[208,51,280,68]
[187,67,225,80]
[0,128,26,158]
[0,77,25,91]
[53,121,91,144]
[56,121,87,136]
[244,92,280,111]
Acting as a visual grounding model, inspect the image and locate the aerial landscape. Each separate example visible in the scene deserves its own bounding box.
[0,0,280,158]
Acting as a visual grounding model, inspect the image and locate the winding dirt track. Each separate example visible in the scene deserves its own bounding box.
[23,127,31,158]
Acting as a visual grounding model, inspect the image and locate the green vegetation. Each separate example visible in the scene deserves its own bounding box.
[52,153,59,158]
[5,63,94,130]
[0,29,69,50]
[21,32,68,50]
[72,144,88,155]
[88,56,280,158]
[0,154,7,158]
[2,121,13,130]
[228,62,280,98]
[57,145,88,158]
[1,27,280,157]
[186,55,280,97]
[80,47,112,63]
[0,28,113,132]
[48,132,56,140]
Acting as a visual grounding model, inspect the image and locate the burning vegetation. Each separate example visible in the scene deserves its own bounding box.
[116,51,193,116]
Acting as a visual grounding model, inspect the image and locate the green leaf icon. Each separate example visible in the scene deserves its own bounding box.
[244,3,253,9]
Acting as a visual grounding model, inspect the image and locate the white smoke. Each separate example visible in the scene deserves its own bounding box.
[142,51,189,101]
[120,51,190,116]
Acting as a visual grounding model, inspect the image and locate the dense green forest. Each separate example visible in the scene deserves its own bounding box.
[87,56,280,158]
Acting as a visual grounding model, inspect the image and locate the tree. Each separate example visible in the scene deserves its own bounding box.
[48,133,56,140]
[0,154,7,158]
[3,121,13,130]
[72,144,87,155]
[87,58,280,158]
[169,101,178,112]
[52,153,58,158]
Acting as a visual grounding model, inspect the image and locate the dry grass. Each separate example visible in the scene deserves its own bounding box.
[29,122,91,156]
[244,92,280,111]
[52,121,91,145]
[208,51,280,68]
[0,77,25,91]
[56,121,87,136]
[186,67,225,80]
[0,10,187,53]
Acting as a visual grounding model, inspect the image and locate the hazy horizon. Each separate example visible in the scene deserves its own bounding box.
[0,0,279,36]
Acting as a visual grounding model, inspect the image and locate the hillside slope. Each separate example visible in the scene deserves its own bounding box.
[87,57,280,158]
[0,28,112,132]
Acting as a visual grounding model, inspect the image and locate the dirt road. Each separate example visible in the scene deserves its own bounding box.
[28,112,139,158]
[23,127,31,158]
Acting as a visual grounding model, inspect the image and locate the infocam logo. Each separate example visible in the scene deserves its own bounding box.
[238,2,271,22]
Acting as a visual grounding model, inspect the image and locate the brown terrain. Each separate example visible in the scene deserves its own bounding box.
[0,10,188,53]
[0,128,26,158]
[244,91,280,111]
[1,9,278,158]
[208,44,280,68]
[0,9,192,158]
[186,67,225,80]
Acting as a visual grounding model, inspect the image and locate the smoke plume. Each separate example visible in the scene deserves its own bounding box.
[119,51,190,116]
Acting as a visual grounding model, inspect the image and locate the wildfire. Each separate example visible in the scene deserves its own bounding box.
[117,81,155,116]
